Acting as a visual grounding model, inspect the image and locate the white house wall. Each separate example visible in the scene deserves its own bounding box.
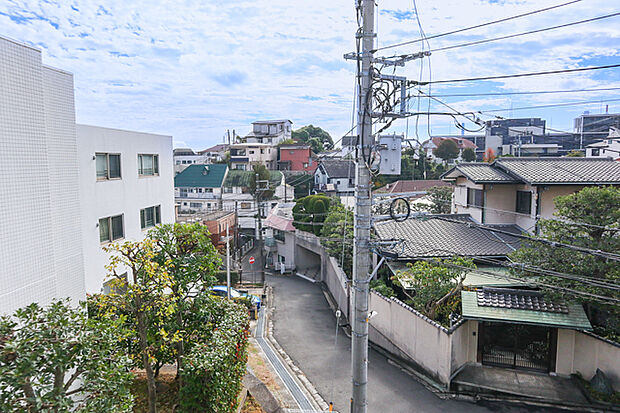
[0,37,85,314]
[77,125,175,293]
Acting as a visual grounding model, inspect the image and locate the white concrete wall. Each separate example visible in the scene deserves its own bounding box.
[0,37,85,314]
[450,320,478,374]
[556,330,620,391]
[369,292,453,384]
[77,125,175,293]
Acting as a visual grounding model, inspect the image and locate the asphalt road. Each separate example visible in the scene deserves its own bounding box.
[268,273,560,413]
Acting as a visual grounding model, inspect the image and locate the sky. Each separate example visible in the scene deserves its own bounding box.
[1,0,619,149]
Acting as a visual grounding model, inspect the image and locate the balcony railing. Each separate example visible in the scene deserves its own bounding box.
[177,192,218,199]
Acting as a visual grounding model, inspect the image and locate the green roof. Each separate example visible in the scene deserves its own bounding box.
[223,170,282,188]
[461,291,592,330]
[174,164,228,188]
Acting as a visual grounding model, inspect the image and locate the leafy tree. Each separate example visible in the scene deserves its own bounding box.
[292,194,332,236]
[566,149,585,157]
[103,239,176,413]
[510,186,620,340]
[370,278,396,298]
[250,164,274,199]
[393,257,475,325]
[483,148,496,163]
[277,138,295,146]
[320,200,354,276]
[461,147,476,162]
[434,139,459,164]
[292,125,333,152]
[427,186,453,214]
[148,223,221,381]
[0,300,134,412]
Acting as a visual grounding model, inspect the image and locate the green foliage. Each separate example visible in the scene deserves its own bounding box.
[370,278,396,298]
[461,147,476,162]
[0,300,134,412]
[250,164,274,199]
[394,257,475,326]
[291,125,334,152]
[510,186,620,340]
[566,149,585,157]
[320,200,354,277]
[292,194,332,235]
[277,138,296,146]
[427,186,453,214]
[434,139,459,163]
[179,297,249,413]
[285,173,314,199]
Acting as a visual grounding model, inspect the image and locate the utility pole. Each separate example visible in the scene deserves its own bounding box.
[352,0,374,412]
[255,172,266,285]
[226,222,231,299]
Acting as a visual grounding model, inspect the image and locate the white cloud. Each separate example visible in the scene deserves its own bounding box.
[1,0,618,148]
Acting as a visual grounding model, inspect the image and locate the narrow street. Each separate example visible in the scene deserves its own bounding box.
[267,273,561,413]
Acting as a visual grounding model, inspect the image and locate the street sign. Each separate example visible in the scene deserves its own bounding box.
[249,256,255,264]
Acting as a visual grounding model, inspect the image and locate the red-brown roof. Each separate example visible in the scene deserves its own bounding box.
[264,212,295,232]
[431,137,477,149]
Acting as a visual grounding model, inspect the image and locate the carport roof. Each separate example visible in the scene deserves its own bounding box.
[461,290,592,330]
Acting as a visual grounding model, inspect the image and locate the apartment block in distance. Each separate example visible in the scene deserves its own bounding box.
[0,36,85,313]
[77,125,175,293]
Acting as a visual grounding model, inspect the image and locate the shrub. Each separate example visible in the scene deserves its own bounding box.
[178,298,249,413]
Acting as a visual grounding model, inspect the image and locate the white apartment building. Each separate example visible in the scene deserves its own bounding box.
[77,125,175,293]
[230,143,278,170]
[245,120,292,145]
[173,147,210,174]
[0,36,85,314]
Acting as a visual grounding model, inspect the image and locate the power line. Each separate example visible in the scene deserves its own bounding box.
[431,11,620,54]
[429,86,620,98]
[433,216,620,261]
[372,0,582,52]
[478,97,620,114]
[412,64,620,85]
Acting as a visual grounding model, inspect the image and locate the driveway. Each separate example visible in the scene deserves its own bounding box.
[268,273,562,413]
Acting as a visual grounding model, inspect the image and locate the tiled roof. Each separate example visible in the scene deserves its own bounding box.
[264,213,295,232]
[318,159,355,178]
[198,144,228,154]
[374,215,521,259]
[461,290,592,329]
[477,287,568,313]
[495,157,620,184]
[442,163,518,183]
[174,164,228,188]
[375,179,450,194]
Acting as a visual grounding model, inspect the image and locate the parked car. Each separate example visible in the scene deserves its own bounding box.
[209,285,261,310]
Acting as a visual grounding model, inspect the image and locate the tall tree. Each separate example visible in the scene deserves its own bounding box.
[320,200,354,276]
[510,186,620,340]
[148,223,221,381]
[292,125,334,152]
[427,186,453,214]
[461,147,476,162]
[434,139,459,164]
[103,239,175,413]
[0,300,134,412]
[292,194,331,236]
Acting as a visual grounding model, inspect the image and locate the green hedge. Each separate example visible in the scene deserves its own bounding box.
[179,298,249,413]
[215,270,240,286]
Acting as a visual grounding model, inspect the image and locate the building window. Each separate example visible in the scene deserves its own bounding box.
[467,188,484,208]
[223,187,233,193]
[99,214,124,243]
[96,153,121,180]
[138,154,159,176]
[140,205,161,229]
[274,229,285,242]
[240,202,252,209]
[103,272,127,295]
[190,202,202,209]
[260,149,265,154]
[516,191,532,214]
[249,150,255,154]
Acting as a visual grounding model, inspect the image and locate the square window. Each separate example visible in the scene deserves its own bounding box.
[516,191,532,214]
[96,153,121,180]
[99,214,124,243]
[140,205,161,229]
[467,188,484,208]
[138,154,159,176]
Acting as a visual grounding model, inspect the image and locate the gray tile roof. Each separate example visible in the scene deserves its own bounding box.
[374,214,521,259]
[495,157,620,184]
[319,159,355,178]
[442,163,518,183]
[477,287,568,313]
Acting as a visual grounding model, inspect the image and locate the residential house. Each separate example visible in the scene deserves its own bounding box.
[422,137,477,163]
[442,157,620,232]
[173,147,210,174]
[263,202,297,273]
[372,216,616,391]
[586,127,620,160]
[197,143,229,163]
[0,36,85,313]
[222,170,285,236]
[278,144,316,172]
[244,120,292,145]
[177,210,236,253]
[77,125,175,293]
[434,134,486,159]
[314,159,355,196]
[174,164,228,213]
[230,143,278,170]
